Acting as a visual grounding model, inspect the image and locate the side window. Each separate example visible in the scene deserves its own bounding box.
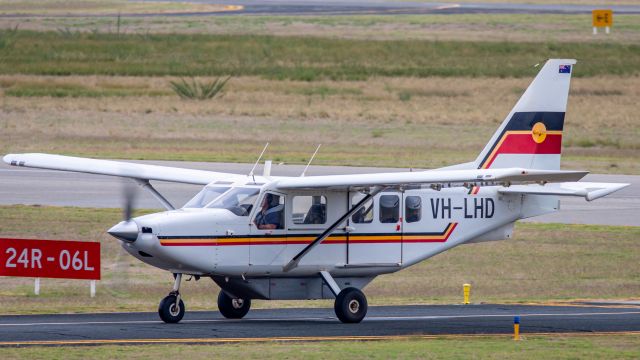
[351,194,374,224]
[379,194,399,223]
[405,196,422,223]
[254,193,285,230]
[292,195,327,225]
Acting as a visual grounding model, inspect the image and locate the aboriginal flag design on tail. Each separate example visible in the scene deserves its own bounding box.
[477,111,564,169]
[472,59,575,171]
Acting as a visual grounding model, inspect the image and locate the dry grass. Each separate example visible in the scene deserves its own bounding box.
[0,74,638,173]
[0,205,638,315]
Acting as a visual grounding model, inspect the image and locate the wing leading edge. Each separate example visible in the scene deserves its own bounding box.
[3,153,244,185]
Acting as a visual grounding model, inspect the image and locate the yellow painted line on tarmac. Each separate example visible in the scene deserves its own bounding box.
[3,331,640,347]
[224,5,244,12]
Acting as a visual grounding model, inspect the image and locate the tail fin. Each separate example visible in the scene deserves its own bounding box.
[473,59,576,170]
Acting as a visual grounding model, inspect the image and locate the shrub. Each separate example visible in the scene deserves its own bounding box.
[169,76,230,100]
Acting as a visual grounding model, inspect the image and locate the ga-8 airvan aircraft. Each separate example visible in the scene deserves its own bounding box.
[4,59,628,323]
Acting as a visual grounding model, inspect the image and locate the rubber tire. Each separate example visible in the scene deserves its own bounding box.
[334,287,368,323]
[158,294,185,324]
[218,291,251,319]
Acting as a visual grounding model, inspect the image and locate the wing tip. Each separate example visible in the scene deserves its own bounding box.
[3,154,15,165]
[585,182,630,202]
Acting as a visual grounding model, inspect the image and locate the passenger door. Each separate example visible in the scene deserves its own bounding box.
[347,191,402,264]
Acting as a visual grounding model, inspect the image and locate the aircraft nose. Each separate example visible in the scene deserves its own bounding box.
[108,220,139,242]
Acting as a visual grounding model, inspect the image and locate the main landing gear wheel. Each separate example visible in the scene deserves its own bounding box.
[334,287,368,323]
[158,294,185,323]
[218,290,251,319]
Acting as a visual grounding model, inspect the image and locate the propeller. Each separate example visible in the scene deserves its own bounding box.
[122,179,137,222]
[107,179,140,242]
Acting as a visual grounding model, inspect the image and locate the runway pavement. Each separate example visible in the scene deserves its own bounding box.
[1,303,640,346]
[0,160,638,226]
[193,0,640,16]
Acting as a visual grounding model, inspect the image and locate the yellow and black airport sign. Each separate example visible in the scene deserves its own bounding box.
[592,9,613,27]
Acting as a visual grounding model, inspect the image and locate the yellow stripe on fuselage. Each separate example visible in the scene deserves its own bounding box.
[159,223,456,246]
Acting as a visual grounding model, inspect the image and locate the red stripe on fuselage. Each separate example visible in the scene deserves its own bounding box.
[159,223,458,247]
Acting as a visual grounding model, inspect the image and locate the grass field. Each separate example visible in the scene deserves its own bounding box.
[0,205,638,315]
[1,74,638,173]
[0,24,637,173]
[2,13,640,43]
[0,31,638,79]
[3,334,640,359]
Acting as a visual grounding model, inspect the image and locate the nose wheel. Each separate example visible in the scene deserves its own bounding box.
[159,294,185,323]
[159,273,186,323]
[218,290,251,319]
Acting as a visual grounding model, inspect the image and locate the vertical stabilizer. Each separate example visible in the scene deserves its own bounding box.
[473,59,576,170]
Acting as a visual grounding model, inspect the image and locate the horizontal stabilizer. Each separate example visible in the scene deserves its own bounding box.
[498,182,629,201]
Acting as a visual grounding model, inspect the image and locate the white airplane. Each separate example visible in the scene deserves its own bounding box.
[3,59,628,323]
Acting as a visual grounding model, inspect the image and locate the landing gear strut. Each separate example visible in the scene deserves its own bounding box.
[159,273,185,323]
[217,290,251,319]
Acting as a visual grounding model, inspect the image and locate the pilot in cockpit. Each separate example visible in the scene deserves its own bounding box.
[254,193,284,230]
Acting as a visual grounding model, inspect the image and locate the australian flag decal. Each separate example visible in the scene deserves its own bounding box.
[559,65,571,74]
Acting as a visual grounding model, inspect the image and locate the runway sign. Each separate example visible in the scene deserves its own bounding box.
[592,9,613,27]
[0,238,100,280]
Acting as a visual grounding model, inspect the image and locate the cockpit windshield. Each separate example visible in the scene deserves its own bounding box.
[206,187,260,216]
[183,186,231,208]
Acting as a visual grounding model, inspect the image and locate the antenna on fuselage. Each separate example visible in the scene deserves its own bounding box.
[249,142,270,182]
[300,144,321,177]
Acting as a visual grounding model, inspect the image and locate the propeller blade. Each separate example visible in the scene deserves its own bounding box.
[122,179,137,221]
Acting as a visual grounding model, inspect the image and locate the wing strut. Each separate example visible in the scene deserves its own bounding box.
[136,179,175,211]
[283,186,385,272]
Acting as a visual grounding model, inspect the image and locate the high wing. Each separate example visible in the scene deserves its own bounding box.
[498,182,629,201]
[271,168,589,191]
[3,153,244,185]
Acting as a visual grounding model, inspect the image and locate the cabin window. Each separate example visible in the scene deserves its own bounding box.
[254,193,285,230]
[379,194,400,223]
[183,186,231,208]
[206,187,260,216]
[351,194,374,224]
[405,196,422,223]
[292,195,327,225]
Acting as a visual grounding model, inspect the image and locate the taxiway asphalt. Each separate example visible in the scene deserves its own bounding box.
[195,0,640,16]
[1,303,639,346]
[0,160,638,226]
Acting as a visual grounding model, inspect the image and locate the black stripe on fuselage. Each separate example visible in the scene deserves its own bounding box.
[158,230,450,240]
